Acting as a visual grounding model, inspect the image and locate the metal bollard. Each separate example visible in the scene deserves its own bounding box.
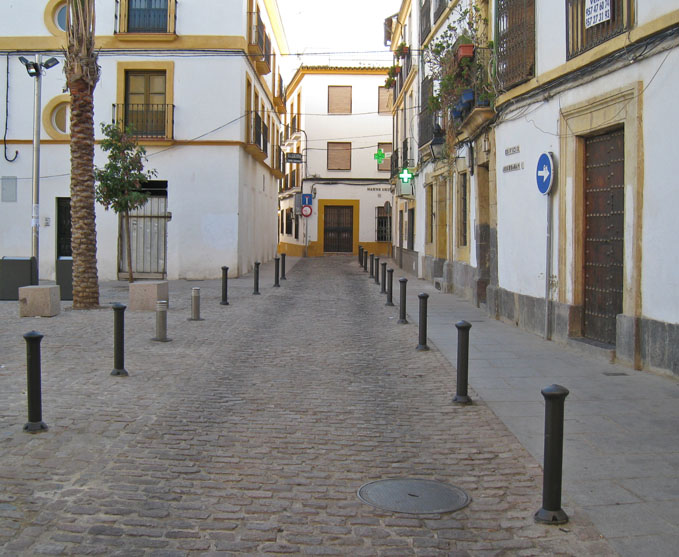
[358,245,363,265]
[416,293,430,351]
[253,261,261,295]
[369,254,375,278]
[111,303,129,376]
[535,384,570,525]
[363,250,368,272]
[398,277,408,324]
[386,268,394,306]
[274,256,280,287]
[221,266,229,305]
[189,287,204,321]
[281,253,287,280]
[152,300,172,342]
[453,321,472,404]
[23,331,48,432]
[374,257,380,284]
[381,262,387,294]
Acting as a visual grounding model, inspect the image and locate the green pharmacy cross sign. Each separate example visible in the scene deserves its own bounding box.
[374,149,386,164]
[399,168,413,183]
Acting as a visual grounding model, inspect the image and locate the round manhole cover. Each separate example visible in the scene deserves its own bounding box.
[357,478,470,514]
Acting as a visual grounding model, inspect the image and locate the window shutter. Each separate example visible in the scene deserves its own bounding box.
[327,142,352,170]
[328,86,352,114]
[378,87,391,115]
[377,142,392,172]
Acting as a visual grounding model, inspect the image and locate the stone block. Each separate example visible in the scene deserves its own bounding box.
[129,281,169,311]
[18,285,61,317]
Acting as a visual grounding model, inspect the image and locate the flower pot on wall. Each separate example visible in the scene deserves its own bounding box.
[455,43,475,63]
[461,88,475,105]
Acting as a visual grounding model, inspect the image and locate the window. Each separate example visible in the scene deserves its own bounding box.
[44,0,67,36]
[378,86,391,115]
[407,208,415,250]
[118,0,176,34]
[280,212,284,234]
[377,142,392,172]
[567,0,632,59]
[426,185,434,244]
[457,173,468,247]
[52,103,69,134]
[285,208,293,235]
[124,71,168,137]
[294,214,300,240]
[376,206,392,242]
[496,0,535,89]
[43,94,71,140]
[55,3,67,31]
[327,142,351,170]
[328,86,352,114]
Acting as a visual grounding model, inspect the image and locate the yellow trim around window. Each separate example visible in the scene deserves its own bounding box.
[44,0,67,37]
[42,94,71,140]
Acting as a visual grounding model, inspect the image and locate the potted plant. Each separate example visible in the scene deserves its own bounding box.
[387,64,402,78]
[384,76,396,89]
[395,42,410,58]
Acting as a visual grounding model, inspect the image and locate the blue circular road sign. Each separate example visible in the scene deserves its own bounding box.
[536,152,554,195]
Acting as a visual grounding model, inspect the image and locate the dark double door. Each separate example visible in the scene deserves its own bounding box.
[583,127,624,345]
[324,206,353,253]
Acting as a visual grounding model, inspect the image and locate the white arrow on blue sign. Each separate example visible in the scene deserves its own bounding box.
[536,152,555,195]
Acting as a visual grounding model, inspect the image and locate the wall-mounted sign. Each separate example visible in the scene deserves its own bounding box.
[585,0,611,29]
[286,152,303,164]
[502,162,524,173]
[301,193,312,206]
[505,145,520,156]
[301,205,312,217]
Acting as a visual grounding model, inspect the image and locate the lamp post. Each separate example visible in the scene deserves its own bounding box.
[19,55,59,280]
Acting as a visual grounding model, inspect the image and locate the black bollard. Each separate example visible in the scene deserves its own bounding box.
[111,303,129,376]
[363,250,368,272]
[381,262,387,294]
[221,266,230,305]
[281,253,287,280]
[374,257,380,284]
[23,331,48,432]
[386,268,394,306]
[358,245,363,265]
[398,277,408,324]
[535,384,570,525]
[253,261,261,295]
[274,256,280,287]
[416,293,430,351]
[369,254,375,278]
[453,321,472,404]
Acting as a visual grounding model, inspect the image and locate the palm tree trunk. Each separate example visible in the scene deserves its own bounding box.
[69,78,99,308]
[124,209,134,283]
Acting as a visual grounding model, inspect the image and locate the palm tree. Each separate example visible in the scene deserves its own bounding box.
[65,0,100,308]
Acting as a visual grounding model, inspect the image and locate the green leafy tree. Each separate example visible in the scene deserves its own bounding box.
[94,123,156,283]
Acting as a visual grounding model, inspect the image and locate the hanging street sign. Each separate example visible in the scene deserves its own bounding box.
[536,152,555,195]
[374,149,386,164]
[301,205,312,217]
[286,152,303,164]
[399,168,413,183]
[301,193,312,206]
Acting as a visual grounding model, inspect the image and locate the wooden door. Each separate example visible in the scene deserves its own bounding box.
[324,206,353,253]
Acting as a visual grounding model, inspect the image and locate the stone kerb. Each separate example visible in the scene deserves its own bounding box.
[129,281,169,311]
[18,285,61,317]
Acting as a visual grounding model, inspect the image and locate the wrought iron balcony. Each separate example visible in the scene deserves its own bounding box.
[390,148,400,178]
[112,104,174,139]
[248,112,268,159]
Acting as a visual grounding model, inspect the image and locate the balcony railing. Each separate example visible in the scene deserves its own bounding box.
[390,148,400,178]
[251,112,268,156]
[112,103,174,139]
[402,138,410,168]
[419,76,434,147]
[249,11,265,53]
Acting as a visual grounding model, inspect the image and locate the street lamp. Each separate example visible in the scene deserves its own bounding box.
[429,124,446,160]
[19,54,59,279]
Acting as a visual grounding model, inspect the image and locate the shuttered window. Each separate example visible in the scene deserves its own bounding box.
[377,142,392,172]
[378,86,391,115]
[327,142,352,170]
[328,86,352,114]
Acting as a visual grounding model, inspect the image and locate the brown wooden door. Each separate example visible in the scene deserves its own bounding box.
[324,206,353,253]
[583,128,624,345]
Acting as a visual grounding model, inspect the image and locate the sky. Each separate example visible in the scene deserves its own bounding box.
[276,0,402,71]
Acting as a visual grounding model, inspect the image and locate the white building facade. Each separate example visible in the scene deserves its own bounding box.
[0,0,288,281]
[278,67,393,258]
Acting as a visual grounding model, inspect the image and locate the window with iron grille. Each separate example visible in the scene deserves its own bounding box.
[127,0,169,33]
[123,70,169,138]
[426,185,434,244]
[566,0,631,60]
[496,0,535,90]
[376,207,392,242]
[433,0,447,22]
[457,173,468,247]
[420,0,431,44]
[419,76,434,147]
[294,214,300,240]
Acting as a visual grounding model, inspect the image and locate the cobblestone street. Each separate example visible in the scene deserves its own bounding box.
[0,256,613,555]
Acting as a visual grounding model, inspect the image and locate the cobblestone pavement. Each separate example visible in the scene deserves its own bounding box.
[0,256,614,556]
